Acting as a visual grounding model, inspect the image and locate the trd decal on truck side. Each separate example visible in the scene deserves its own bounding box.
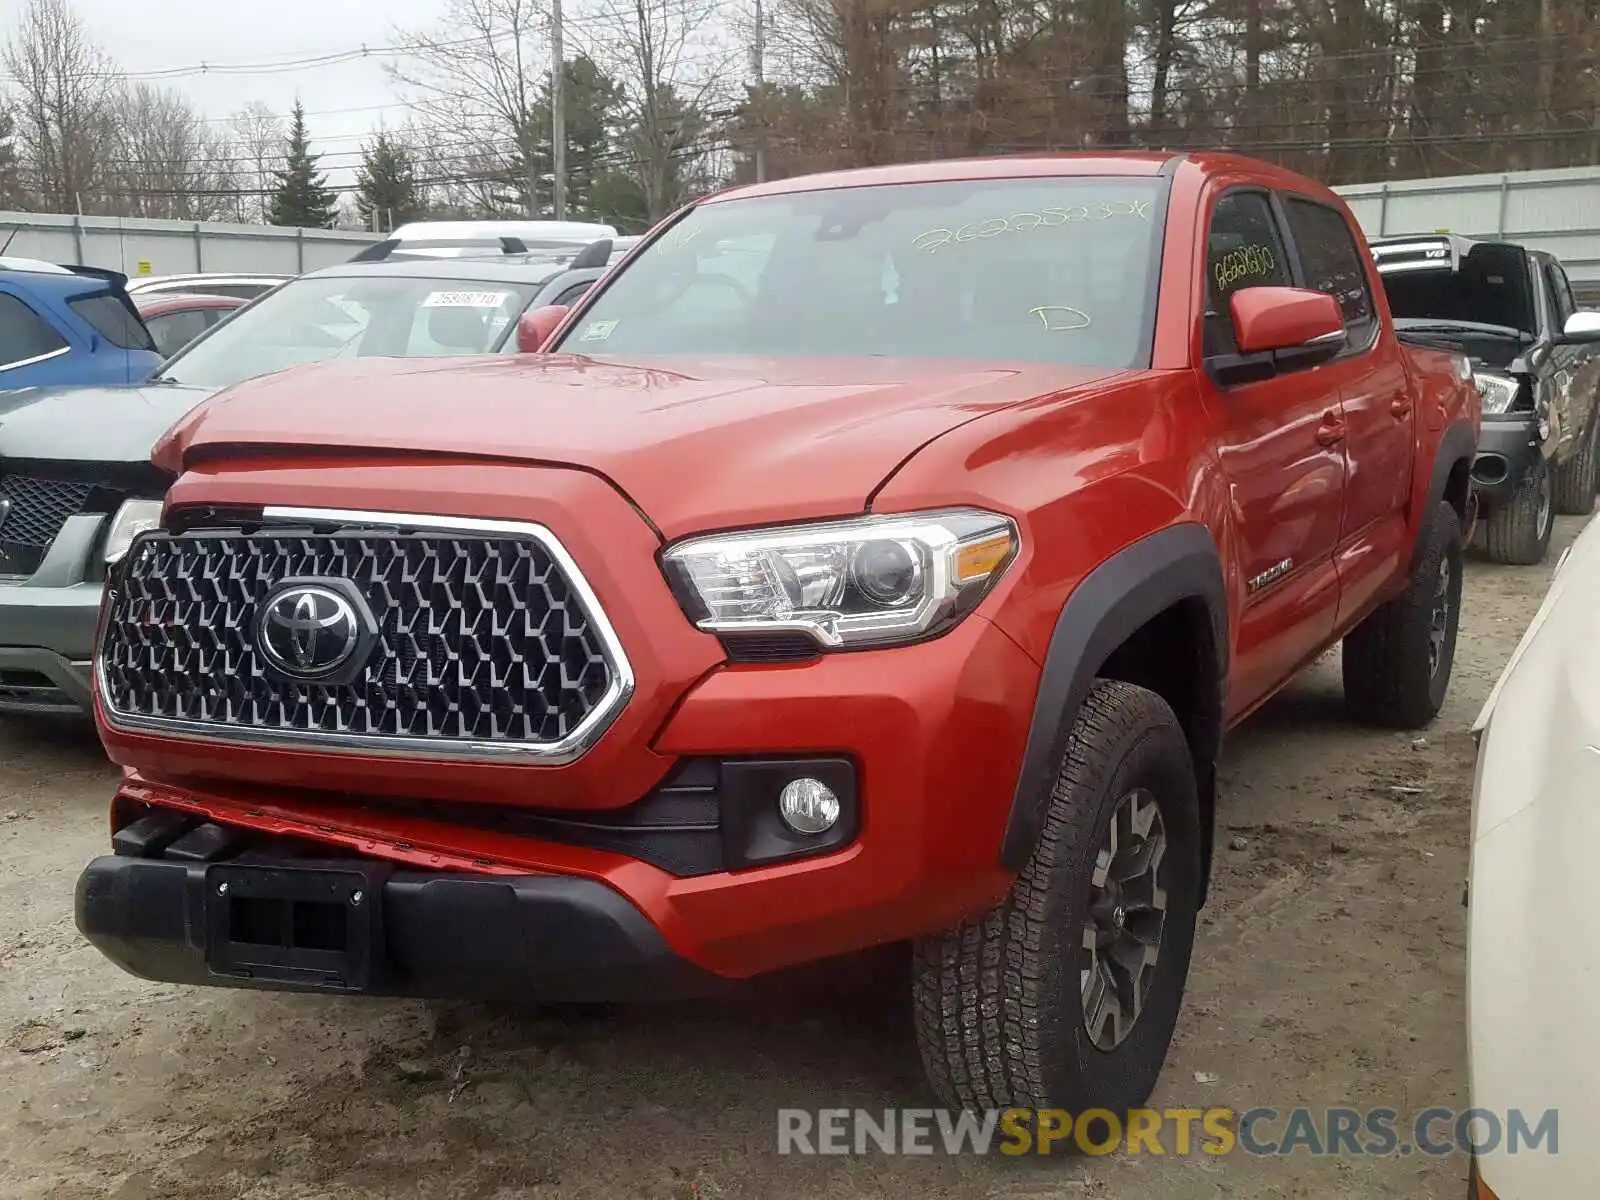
[1247,558,1294,594]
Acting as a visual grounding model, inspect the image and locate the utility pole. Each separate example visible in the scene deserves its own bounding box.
[753,0,767,183]
[551,0,567,220]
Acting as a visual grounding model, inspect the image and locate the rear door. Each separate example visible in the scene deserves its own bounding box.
[0,289,74,389]
[1197,187,1347,720]
[1276,194,1415,631]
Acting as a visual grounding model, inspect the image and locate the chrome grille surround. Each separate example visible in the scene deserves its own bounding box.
[94,506,636,764]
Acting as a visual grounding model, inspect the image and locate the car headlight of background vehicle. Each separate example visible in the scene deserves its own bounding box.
[103,499,164,564]
[661,509,1019,649]
[1473,371,1522,415]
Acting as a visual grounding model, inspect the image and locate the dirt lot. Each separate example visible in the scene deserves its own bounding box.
[1,516,1583,1200]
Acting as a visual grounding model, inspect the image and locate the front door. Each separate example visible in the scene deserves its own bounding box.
[1543,258,1600,454]
[1277,195,1416,629]
[1198,188,1347,722]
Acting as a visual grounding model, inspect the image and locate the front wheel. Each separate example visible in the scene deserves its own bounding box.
[1342,500,1464,729]
[1480,456,1554,566]
[912,680,1201,1120]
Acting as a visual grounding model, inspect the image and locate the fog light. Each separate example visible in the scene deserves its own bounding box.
[778,777,840,835]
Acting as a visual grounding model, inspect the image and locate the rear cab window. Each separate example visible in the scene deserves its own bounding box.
[0,292,71,368]
[68,292,157,352]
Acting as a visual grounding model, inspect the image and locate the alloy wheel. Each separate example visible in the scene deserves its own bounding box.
[1081,787,1168,1051]
[1428,555,1452,680]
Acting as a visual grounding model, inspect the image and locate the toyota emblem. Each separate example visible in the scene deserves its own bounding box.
[257,583,363,680]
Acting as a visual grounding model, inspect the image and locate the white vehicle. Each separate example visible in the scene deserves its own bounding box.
[386,219,617,257]
[1468,514,1600,1197]
[125,273,290,300]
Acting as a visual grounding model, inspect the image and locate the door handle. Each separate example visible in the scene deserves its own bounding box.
[1316,417,1346,447]
[1390,393,1412,418]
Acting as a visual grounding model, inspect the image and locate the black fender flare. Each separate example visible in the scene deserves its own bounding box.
[1414,418,1477,569]
[999,523,1229,891]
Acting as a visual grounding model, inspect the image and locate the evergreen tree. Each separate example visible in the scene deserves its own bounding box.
[525,56,624,220]
[355,132,423,232]
[267,101,337,229]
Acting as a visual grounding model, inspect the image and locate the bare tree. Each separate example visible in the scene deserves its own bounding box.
[229,101,285,222]
[388,0,550,215]
[2,0,117,212]
[585,0,731,219]
[0,99,22,208]
[109,82,237,220]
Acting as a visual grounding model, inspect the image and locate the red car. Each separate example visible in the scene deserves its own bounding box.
[129,291,247,359]
[77,152,1478,1117]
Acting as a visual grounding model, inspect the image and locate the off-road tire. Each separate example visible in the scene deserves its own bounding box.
[1554,413,1600,515]
[911,680,1201,1123]
[1481,455,1554,565]
[1342,500,1464,729]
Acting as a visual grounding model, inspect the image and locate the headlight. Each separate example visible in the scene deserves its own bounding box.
[1474,372,1521,415]
[103,499,164,564]
[661,508,1019,649]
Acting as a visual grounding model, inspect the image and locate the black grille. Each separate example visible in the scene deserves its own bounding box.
[0,475,93,574]
[98,526,621,748]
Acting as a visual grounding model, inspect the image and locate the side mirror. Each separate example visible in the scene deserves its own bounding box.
[516,305,569,353]
[1231,286,1346,355]
[1207,286,1346,387]
[1562,311,1600,344]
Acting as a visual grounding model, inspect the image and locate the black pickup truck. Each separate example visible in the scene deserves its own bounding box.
[1370,234,1600,564]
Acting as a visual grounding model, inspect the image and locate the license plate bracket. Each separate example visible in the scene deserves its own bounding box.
[204,860,392,991]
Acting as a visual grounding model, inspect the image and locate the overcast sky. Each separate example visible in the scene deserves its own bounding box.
[69,0,464,188]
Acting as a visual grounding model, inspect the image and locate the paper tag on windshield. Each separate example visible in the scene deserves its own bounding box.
[422,290,513,308]
[580,320,617,342]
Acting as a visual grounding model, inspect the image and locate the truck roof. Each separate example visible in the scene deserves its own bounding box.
[706,150,1348,207]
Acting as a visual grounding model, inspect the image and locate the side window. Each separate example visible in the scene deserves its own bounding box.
[1205,191,1291,357]
[0,293,70,368]
[68,293,157,351]
[146,310,211,358]
[555,282,592,307]
[1283,197,1377,348]
[1546,261,1576,330]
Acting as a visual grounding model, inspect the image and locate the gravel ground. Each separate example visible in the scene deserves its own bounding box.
[1,515,1582,1200]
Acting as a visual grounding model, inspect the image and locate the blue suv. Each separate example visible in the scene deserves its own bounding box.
[0,258,165,390]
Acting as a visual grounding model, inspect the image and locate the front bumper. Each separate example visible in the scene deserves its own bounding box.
[84,609,1041,988]
[0,578,103,715]
[76,836,722,1001]
[1470,414,1543,507]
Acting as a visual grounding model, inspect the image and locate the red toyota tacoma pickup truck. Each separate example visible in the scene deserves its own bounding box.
[77,152,1479,1118]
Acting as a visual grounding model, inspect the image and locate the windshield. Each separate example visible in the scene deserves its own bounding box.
[558,176,1167,369]
[158,273,551,388]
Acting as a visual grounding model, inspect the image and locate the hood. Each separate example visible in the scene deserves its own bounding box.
[0,382,218,465]
[158,353,1134,537]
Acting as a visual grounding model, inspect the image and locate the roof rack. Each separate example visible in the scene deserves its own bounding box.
[347,235,532,264]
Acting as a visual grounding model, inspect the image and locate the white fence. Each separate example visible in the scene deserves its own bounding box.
[0,211,380,279]
[1335,165,1600,291]
[8,166,1599,293]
